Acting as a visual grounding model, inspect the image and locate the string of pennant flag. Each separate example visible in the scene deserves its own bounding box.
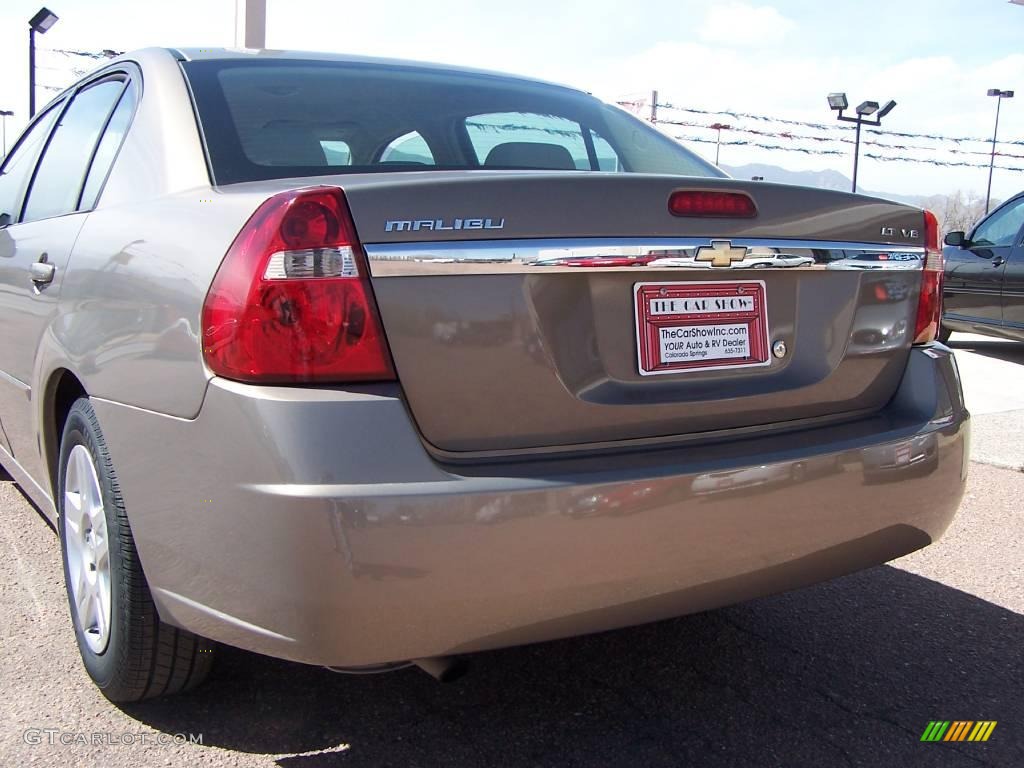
[657,117,1024,160]
[618,97,1024,174]
[671,134,1024,172]
[673,134,845,156]
[861,152,1024,171]
[41,47,123,60]
[648,101,1024,146]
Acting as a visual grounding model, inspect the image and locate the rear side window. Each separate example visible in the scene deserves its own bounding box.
[79,81,137,210]
[0,103,61,226]
[591,131,621,171]
[23,78,126,223]
[319,140,352,166]
[466,112,590,170]
[380,131,434,165]
[182,59,723,185]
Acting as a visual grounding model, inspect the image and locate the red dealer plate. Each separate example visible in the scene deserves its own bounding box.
[633,280,771,376]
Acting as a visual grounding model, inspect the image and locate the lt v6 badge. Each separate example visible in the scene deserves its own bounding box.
[880,226,920,238]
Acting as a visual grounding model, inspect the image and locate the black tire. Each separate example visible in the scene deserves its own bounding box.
[57,397,215,702]
[938,324,952,344]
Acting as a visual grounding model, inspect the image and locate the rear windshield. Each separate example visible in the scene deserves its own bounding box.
[181,59,724,185]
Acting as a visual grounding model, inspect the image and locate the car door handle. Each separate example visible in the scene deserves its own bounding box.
[992,256,1006,267]
[30,260,56,285]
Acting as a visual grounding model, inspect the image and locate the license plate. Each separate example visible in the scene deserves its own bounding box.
[634,280,771,376]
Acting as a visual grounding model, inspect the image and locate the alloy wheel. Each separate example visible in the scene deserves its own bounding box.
[63,444,112,654]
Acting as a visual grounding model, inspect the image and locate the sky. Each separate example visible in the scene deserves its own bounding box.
[0,0,1022,200]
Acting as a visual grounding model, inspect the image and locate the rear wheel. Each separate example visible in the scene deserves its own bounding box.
[58,398,215,701]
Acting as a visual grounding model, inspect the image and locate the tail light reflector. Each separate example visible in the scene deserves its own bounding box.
[668,190,757,218]
[913,209,944,344]
[202,187,395,384]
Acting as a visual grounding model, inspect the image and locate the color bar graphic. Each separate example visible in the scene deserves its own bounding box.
[921,721,996,742]
[921,721,950,742]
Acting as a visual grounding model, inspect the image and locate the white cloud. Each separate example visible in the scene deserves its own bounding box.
[699,2,796,45]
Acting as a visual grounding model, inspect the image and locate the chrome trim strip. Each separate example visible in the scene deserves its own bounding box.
[943,288,1002,296]
[365,237,926,276]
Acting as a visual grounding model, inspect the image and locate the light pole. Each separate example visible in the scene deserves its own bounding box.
[0,110,12,157]
[827,92,896,193]
[28,7,59,118]
[985,88,1014,215]
[709,122,731,166]
[235,0,267,47]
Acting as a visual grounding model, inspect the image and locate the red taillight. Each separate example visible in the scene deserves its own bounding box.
[913,209,944,344]
[668,190,757,218]
[202,187,395,384]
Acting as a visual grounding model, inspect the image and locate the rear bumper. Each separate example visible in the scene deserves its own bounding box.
[93,346,969,667]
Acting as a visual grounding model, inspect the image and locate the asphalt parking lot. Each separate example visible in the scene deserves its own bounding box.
[1,334,1021,768]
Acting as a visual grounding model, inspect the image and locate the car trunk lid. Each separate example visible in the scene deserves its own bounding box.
[316,173,927,454]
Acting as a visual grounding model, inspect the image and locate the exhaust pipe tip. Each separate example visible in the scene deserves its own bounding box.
[412,656,469,683]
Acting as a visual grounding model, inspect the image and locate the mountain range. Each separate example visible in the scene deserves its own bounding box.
[722,163,925,206]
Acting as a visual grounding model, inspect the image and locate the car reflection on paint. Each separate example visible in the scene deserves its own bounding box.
[471,483,670,524]
[690,453,845,497]
[566,484,666,518]
[530,246,817,269]
[533,245,657,267]
[846,275,915,354]
[825,250,923,270]
[648,247,815,269]
[691,463,791,496]
[862,433,939,484]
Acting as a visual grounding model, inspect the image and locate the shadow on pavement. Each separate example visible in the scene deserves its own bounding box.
[4,474,56,532]
[950,337,1024,366]
[123,565,1023,767]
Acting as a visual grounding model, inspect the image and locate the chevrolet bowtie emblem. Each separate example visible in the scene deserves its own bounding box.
[695,240,748,267]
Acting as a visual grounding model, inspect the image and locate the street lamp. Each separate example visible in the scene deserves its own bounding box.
[827,92,897,193]
[28,7,59,118]
[708,122,731,166]
[0,110,13,157]
[985,88,1014,215]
